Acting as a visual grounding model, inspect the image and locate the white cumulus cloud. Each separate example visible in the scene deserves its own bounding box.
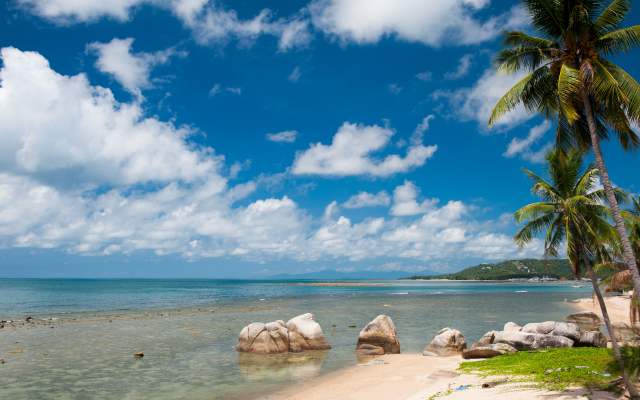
[266,130,299,143]
[86,37,186,99]
[503,121,553,163]
[432,68,532,131]
[389,180,437,216]
[308,0,526,46]
[342,191,391,208]
[444,54,473,80]
[291,122,437,177]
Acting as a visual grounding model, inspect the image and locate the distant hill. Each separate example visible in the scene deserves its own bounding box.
[405,259,575,281]
[267,269,441,280]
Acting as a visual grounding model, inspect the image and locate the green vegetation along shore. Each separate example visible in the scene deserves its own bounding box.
[405,258,576,281]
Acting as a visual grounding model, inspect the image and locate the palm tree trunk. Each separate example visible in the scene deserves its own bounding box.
[581,86,640,309]
[580,243,639,398]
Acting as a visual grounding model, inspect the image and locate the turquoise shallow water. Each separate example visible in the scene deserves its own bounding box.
[0,279,594,399]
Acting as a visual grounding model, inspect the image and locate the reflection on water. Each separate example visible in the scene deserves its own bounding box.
[238,350,330,382]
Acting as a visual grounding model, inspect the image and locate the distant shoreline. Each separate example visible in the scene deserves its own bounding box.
[285,282,391,287]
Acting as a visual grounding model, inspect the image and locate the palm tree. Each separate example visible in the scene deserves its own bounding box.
[489,0,640,308]
[514,149,638,397]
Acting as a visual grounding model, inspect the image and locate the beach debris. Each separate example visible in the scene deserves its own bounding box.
[504,322,523,332]
[424,328,467,357]
[332,325,336,327]
[355,315,400,355]
[7,350,24,354]
[566,311,602,325]
[482,377,508,388]
[348,325,356,328]
[236,313,331,354]
[455,385,469,390]
[134,352,144,358]
[471,331,498,348]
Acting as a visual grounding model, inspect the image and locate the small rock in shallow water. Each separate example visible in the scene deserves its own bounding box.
[7,350,24,354]
[134,352,144,358]
[349,325,356,328]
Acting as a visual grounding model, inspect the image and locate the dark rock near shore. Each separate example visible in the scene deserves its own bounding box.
[134,352,144,358]
[566,311,602,325]
[577,331,607,348]
[461,347,504,359]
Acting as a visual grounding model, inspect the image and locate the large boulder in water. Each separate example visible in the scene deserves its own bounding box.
[566,311,602,325]
[236,315,330,354]
[493,331,573,351]
[286,314,331,350]
[355,315,400,354]
[424,328,467,357]
[521,321,581,342]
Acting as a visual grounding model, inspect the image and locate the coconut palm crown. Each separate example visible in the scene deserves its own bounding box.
[490,0,640,309]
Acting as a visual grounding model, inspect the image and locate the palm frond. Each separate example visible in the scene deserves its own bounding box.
[596,25,640,57]
[558,61,582,123]
[594,0,633,34]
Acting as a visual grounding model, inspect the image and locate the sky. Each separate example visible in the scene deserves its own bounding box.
[0,0,638,278]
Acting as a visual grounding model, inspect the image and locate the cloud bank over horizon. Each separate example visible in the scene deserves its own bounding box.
[0,46,544,268]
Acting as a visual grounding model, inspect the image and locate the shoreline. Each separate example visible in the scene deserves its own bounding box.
[571,295,634,325]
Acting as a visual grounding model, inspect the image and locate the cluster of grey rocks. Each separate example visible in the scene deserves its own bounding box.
[236,310,608,360]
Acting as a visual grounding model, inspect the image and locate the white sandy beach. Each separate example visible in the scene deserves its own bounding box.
[271,297,637,400]
[273,353,621,400]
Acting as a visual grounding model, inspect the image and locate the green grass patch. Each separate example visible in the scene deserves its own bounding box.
[458,348,617,392]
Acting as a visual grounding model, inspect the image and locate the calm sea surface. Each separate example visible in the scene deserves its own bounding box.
[0,279,594,399]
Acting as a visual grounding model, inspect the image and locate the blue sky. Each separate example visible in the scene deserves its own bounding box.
[0,0,638,278]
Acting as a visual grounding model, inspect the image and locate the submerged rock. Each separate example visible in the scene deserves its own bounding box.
[424,328,467,357]
[354,343,385,355]
[236,314,331,354]
[566,311,602,325]
[355,315,400,354]
[134,352,144,358]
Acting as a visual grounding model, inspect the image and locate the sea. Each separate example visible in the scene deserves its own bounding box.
[0,279,595,400]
